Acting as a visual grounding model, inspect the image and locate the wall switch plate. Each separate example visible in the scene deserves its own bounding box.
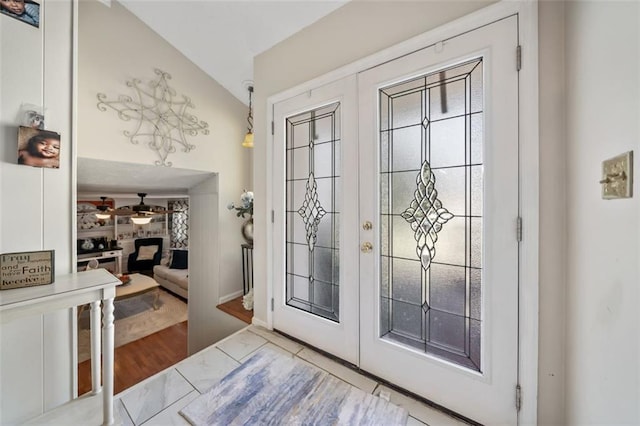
[601,151,633,199]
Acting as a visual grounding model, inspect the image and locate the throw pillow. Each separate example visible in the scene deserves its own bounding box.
[136,245,158,261]
[160,249,172,266]
[170,250,188,269]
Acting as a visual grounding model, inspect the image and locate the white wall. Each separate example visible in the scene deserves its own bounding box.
[565,1,639,424]
[0,1,75,423]
[77,0,251,300]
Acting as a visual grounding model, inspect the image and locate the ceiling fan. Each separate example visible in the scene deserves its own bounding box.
[109,193,174,218]
[84,194,173,224]
[94,196,113,219]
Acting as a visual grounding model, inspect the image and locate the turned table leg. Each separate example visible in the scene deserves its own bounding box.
[89,301,102,395]
[102,297,115,425]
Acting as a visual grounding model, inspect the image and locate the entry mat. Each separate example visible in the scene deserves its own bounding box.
[180,346,409,425]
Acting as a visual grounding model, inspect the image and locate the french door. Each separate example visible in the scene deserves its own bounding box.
[272,75,360,364]
[273,16,519,424]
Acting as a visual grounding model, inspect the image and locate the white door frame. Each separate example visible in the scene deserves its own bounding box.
[264,2,538,424]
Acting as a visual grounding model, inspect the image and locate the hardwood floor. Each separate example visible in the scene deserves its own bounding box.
[216,295,253,324]
[78,321,188,396]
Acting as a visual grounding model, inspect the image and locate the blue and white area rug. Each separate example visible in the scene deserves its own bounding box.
[180,346,408,425]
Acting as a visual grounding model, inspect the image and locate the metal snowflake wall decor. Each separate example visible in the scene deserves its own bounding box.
[97,69,209,167]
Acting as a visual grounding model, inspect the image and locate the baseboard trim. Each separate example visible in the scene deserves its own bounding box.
[218,290,244,305]
[251,317,268,329]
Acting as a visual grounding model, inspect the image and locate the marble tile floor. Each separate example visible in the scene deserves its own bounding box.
[27,325,468,426]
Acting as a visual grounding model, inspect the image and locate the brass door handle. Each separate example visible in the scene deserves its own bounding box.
[362,221,373,231]
[361,242,373,253]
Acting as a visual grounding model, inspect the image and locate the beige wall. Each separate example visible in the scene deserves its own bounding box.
[255,0,496,98]
[0,1,75,422]
[565,1,639,423]
[78,0,251,300]
[538,1,567,424]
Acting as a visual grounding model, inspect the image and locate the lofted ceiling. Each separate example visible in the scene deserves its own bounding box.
[118,0,349,105]
[79,1,347,193]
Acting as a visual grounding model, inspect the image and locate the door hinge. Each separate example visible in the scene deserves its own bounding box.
[271,121,274,135]
[515,384,522,412]
[516,216,523,242]
[271,210,275,223]
[516,45,522,71]
[271,298,274,311]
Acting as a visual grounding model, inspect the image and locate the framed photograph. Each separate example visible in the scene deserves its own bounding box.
[18,126,60,169]
[22,109,45,129]
[1,250,55,290]
[0,0,40,28]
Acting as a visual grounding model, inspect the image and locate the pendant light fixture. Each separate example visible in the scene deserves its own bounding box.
[95,196,112,220]
[242,85,254,148]
[95,212,111,220]
[130,215,152,225]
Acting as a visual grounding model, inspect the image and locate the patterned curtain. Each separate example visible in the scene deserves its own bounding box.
[168,199,189,248]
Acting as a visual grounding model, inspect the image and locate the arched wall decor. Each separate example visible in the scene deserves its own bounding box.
[97,69,210,166]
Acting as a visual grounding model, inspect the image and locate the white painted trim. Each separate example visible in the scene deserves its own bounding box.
[266,2,539,423]
[71,0,80,400]
[218,289,244,305]
[251,316,269,329]
[264,103,274,330]
[515,2,539,426]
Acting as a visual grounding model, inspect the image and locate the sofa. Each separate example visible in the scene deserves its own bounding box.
[153,249,188,299]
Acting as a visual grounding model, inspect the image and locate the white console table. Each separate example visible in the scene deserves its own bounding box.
[0,269,119,425]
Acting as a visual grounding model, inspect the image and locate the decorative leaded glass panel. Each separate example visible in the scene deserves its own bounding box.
[286,102,340,322]
[379,58,483,372]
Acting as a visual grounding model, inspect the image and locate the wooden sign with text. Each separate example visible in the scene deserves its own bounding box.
[1,250,55,290]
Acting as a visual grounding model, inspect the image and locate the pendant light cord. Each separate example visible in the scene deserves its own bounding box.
[247,86,254,133]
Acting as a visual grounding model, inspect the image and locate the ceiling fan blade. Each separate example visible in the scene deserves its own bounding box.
[139,209,175,216]
[110,208,136,216]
